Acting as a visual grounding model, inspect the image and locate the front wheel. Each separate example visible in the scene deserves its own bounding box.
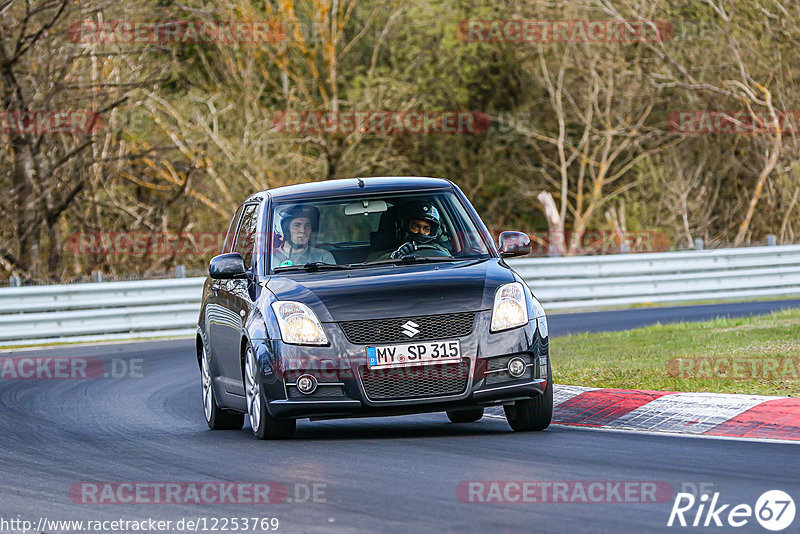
[201,346,244,430]
[504,361,553,432]
[446,407,484,423]
[245,345,296,440]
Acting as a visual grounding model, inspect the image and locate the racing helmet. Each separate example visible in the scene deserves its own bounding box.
[396,201,441,245]
[279,204,320,247]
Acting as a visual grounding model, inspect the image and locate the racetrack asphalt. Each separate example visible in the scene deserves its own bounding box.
[1,299,799,533]
[548,298,800,337]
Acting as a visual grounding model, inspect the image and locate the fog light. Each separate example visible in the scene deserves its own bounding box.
[296,374,318,395]
[507,357,526,378]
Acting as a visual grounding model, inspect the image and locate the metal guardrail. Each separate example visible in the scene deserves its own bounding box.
[0,279,205,346]
[514,244,800,310]
[2,244,800,346]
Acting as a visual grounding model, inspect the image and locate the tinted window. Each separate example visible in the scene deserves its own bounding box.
[234,204,259,267]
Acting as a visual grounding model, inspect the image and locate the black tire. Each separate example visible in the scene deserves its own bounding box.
[251,389,297,440]
[504,361,553,432]
[201,346,244,430]
[207,399,245,430]
[245,345,296,440]
[446,407,485,423]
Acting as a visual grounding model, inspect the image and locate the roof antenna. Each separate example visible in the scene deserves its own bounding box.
[357,177,365,188]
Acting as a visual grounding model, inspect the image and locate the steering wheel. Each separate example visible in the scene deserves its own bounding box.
[412,244,451,257]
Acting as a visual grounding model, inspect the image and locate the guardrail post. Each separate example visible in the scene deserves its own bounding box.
[175,265,186,278]
[91,270,103,283]
[767,234,777,246]
[694,238,704,251]
[9,276,20,287]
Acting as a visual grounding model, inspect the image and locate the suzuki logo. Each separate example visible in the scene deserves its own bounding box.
[401,320,420,338]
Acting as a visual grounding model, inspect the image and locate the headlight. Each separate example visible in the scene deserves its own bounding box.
[270,301,328,345]
[490,282,529,332]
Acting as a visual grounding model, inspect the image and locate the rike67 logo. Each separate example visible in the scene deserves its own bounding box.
[668,490,795,531]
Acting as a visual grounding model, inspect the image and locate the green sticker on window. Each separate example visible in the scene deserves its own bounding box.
[279,260,293,266]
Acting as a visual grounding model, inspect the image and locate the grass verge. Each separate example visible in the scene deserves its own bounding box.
[551,308,800,396]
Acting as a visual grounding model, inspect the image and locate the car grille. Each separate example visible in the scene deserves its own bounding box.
[287,385,345,399]
[484,353,533,385]
[360,359,471,401]
[339,312,477,344]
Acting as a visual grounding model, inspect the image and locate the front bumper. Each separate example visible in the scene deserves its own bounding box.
[267,379,547,420]
[253,310,548,420]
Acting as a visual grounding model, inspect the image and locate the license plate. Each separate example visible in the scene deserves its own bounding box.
[366,340,461,369]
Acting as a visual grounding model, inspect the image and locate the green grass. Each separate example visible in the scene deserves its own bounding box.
[552,308,800,396]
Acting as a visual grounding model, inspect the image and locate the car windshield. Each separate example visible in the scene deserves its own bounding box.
[267,191,492,273]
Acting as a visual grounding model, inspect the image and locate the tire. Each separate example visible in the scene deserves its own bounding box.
[446,407,484,423]
[201,346,244,430]
[245,344,296,440]
[504,361,553,432]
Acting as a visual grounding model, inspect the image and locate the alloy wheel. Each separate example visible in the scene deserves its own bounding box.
[201,347,213,422]
[245,346,261,432]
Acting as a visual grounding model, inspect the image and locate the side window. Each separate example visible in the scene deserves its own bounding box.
[223,204,244,253]
[234,204,259,267]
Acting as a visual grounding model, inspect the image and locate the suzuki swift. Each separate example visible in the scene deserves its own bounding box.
[197,177,551,439]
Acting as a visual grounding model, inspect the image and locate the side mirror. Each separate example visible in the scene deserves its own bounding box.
[209,252,248,279]
[498,231,532,258]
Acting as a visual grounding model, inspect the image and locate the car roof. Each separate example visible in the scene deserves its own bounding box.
[244,177,454,204]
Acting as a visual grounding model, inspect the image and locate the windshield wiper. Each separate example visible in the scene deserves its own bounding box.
[359,255,462,266]
[273,261,353,273]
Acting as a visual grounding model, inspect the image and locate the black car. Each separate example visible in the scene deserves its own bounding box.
[197,177,551,439]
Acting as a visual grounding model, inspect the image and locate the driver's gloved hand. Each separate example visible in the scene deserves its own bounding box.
[390,241,417,259]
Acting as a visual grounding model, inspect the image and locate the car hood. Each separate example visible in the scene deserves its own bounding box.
[265,259,515,321]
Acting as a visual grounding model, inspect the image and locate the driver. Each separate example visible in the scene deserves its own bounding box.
[388,201,450,259]
[271,204,335,268]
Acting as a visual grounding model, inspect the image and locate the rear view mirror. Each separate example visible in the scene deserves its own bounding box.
[209,252,249,279]
[498,231,532,258]
[344,199,388,216]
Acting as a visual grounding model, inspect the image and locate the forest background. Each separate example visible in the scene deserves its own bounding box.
[2,0,799,281]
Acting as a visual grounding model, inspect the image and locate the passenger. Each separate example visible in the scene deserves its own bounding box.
[271,205,335,268]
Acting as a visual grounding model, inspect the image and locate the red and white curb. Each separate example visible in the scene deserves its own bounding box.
[488,385,800,442]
